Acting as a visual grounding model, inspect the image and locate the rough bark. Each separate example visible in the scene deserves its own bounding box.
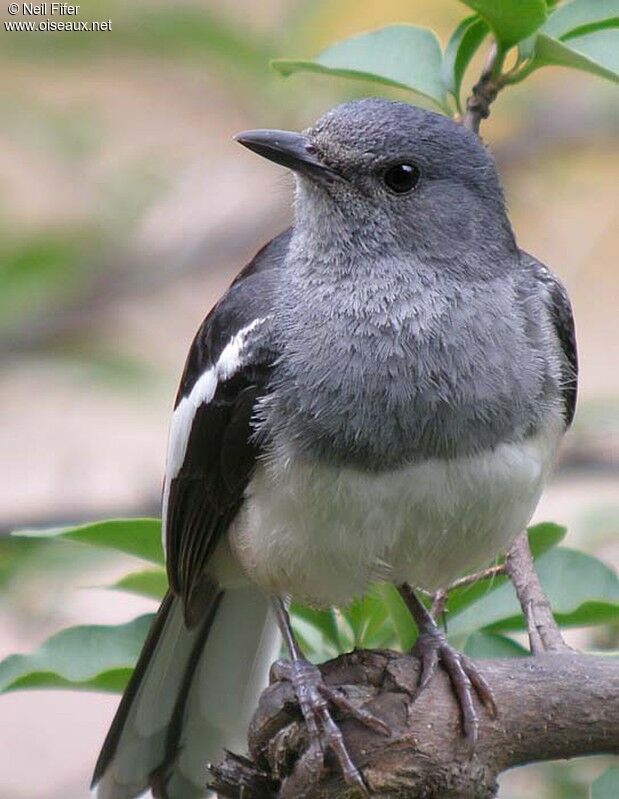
[210,650,619,799]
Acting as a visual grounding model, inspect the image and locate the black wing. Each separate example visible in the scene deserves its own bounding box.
[527,254,578,427]
[163,229,290,625]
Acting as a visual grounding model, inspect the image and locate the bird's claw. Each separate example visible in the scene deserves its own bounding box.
[413,629,497,746]
[271,658,388,796]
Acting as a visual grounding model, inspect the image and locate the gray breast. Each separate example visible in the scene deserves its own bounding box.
[257,257,563,471]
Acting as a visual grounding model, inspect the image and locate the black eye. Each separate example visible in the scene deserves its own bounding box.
[383,163,420,194]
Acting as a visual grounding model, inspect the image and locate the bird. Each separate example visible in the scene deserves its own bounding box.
[92,98,577,799]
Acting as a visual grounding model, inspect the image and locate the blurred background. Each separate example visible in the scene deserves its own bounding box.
[0,1,617,797]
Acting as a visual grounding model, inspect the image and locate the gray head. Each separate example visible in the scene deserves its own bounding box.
[236,98,516,264]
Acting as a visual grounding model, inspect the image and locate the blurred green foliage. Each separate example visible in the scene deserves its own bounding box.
[0,230,98,330]
[2,3,272,77]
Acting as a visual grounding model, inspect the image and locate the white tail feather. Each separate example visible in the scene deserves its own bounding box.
[96,587,279,799]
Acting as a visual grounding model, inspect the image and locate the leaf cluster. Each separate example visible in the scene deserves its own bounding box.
[272,0,619,114]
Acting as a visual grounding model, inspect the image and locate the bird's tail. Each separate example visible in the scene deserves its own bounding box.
[92,585,279,799]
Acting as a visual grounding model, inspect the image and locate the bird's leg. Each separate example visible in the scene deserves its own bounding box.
[270,597,388,797]
[398,583,497,745]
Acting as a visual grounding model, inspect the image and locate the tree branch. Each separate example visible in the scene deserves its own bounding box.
[505,531,571,654]
[211,650,619,799]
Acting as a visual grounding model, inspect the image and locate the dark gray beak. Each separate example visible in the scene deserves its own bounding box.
[234,129,338,181]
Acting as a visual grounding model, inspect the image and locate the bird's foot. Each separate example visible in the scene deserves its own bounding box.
[271,658,389,796]
[412,627,497,745]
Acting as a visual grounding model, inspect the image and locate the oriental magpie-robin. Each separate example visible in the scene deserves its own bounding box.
[93,98,577,798]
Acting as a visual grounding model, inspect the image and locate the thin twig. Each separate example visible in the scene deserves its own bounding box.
[446,562,505,593]
[429,563,505,620]
[462,42,504,133]
[505,531,571,654]
[430,588,448,621]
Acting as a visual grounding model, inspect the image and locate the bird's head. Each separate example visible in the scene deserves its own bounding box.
[235,98,515,261]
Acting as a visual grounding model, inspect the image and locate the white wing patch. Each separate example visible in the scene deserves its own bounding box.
[161,317,268,558]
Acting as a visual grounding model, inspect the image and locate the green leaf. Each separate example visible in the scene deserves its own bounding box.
[0,615,153,694]
[14,518,164,565]
[543,0,619,40]
[458,0,547,47]
[345,594,399,650]
[110,568,168,600]
[445,569,508,619]
[591,767,619,799]
[442,15,489,107]
[272,25,448,110]
[518,34,538,62]
[330,607,357,651]
[552,601,619,628]
[531,30,619,82]
[498,546,618,631]
[372,583,417,651]
[290,604,344,663]
[445,522,565,619]
[447,547,619,638]
[527,521,567,557]
[463,631,528,658]
[560,27,619,71]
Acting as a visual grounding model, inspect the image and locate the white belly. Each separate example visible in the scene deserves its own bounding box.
[230,413,564,606]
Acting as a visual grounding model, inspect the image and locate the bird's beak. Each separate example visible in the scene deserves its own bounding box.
[233,129,339,181]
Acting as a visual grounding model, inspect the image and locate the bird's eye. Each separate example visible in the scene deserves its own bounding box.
[383,163,420,194]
